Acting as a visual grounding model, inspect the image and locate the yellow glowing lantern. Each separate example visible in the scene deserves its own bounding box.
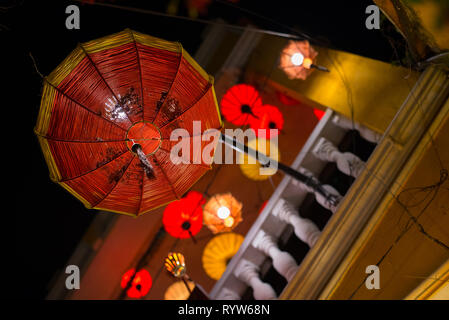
[238,138,280,181]
[202,232,244,280]
[203,193,243,234]
[164,280,195,300]
[279,40,328,80]
[164,252,187,278]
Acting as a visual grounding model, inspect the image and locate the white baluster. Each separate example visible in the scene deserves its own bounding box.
[332,114,382,144]
[291,167,342,213]
[216,288,240,300]
[272,198,321,247]
[234,259,277,300]
[312,137,365,178]
[253,230,298,281]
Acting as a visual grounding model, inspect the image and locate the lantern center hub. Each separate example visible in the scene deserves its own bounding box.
[126,121,162,155]
[181,221,191,230]
[240,104,252,114]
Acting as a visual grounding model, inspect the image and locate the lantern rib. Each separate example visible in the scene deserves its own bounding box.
[151,42,183,123]
[158,147,212,169]
[129,30,145,122]
[158,83,213,130]
[79,43,135,126]
[227,89,245,108]
[43,78,128,133]
[220,94,240,109]
[159,128,222,140]
[153,153,180,200]
[293,40,305,54]
[93,154,136,208]
[223,87,259,124]
[243,113,250,126]
[227,112,247,124]
[34,133,127,144]
[58,150,129,182]
[248,87,260,110]
[282,64,302,69]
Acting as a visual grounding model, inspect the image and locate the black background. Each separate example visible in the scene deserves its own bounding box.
[6,0,401,299]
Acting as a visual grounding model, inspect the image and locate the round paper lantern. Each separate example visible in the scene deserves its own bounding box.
[279,40,318,80]
[120,268,152,299]
[164,280,195,300]
[238,138,280,181]
[203,193,243,234]
[162,191,206,239]
[220,84,263,126]
[202,232,244,280]
[249,104,284,138]
[165,252,187,278]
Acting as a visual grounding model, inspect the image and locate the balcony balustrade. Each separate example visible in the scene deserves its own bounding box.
[209,108,380,300]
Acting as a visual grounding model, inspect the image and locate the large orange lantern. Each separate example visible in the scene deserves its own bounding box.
[279,40,328,80]
[203,193,243,233]
[35,29,222,216]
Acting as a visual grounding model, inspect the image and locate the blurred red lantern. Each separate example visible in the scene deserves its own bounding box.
[186,0,212,17]
[258,200,268,215]
[220,84,263,126]
[313,108,325,120]
[162,191,206,239]
[121,268,152,299]
[250,104,284,138]
[276,91,300,106]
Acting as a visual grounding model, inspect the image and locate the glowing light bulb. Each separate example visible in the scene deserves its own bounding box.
[217,206,231,219]
[303,57,313,69]
[224,216,234,227]
[291,52,304,66]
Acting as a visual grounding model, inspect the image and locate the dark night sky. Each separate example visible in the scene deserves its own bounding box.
[8,0,401,299]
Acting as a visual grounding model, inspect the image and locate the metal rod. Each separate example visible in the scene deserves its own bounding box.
[187,229,197,244]
[219,133,340,207]
[74,1,303,40]
[182,276,193,295]
[311,64,330,72]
